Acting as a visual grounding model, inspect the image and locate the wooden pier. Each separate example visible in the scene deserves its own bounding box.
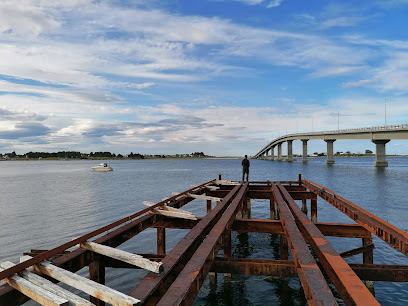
[1,175,408,305]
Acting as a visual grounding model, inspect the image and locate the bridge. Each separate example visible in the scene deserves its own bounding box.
[254,123,408,167]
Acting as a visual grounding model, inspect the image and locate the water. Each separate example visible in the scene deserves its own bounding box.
[1,157,408,305]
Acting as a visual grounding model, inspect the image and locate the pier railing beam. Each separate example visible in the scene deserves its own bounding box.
[324,139,336,164]
[301,139,309,163]
[286,140,294,162]
[277,143,283,161]
[372,139,390,167]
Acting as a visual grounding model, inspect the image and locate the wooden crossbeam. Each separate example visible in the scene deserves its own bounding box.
[21,256,141,306]
[1,261,92,306]
[0,266,69,306]
[80,241,163,273]
[340,244,375,258]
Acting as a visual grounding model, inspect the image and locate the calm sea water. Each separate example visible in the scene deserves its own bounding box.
[1,157,408,305]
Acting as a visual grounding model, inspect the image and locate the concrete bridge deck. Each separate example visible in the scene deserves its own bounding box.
[255,123,408,166]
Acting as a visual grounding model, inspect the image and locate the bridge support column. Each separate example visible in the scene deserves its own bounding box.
[324,139,336,164]
[270,146,275,161]
[372,139,390,167]
[277,143,283,161]
[265,149,269,160]
[286,140,294,161]
[302,139,309,163]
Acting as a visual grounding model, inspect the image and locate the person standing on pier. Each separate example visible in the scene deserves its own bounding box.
[242,155,250,182]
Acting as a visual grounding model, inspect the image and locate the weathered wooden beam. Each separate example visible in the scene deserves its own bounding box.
[340,244,375,259]
[1,261,92,306]
[149,208,197,220]
[185,193,222,202]
[277,183,379,306]
[128,184,242,304]
[154,217,371,238]
[214,180,240,185]
[80,242,162,273]
[0,266,69,306]
[143,201,195,216]
[156,183,249,306]
[303,179,408,255]
[211,258,297,277]
[271,184,337,305]
[349,263,408,282]
[288,191,317,200]
[21,256,141,306]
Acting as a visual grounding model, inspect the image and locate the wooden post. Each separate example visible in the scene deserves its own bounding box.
[363,236,374,291]
[242,199,249,219]
[270,198,276,220]
[157,227,166,255]
[218,174,222,180]
[311,198,317,222]
[224,230,232,258]
[224,230,232,278]
[89,255,105,306]
[301,199,308,214]
[280,234,289,260]
[206,200,212,213]
[362,237,374,264]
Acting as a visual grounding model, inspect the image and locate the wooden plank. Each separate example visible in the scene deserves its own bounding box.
[149,208,198,220]
[21,256,141,306]
[172,192,222,202]
[143,201,194,216]
[0,261,93,306]
[185,193,222,202]
[80,242,163,273]
[214,180,240,185]
[0,266,69,306]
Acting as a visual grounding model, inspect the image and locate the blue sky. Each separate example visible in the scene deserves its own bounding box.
[1,0,408,156]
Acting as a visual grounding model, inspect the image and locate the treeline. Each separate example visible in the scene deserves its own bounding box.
[1,151,144,159]
[1,151,209,159]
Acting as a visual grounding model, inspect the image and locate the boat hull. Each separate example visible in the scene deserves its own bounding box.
[92,167,113,171]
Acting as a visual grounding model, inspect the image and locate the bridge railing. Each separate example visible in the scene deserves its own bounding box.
[257,123,408,156]
[283,123,408,139]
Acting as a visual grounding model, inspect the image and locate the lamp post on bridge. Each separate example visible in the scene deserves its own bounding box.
[385,98,387,126]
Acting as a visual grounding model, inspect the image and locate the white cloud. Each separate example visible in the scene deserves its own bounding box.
[309,66,366,78]
[342,79,375,88]
[267,0,285,8]
[321,16,367,29]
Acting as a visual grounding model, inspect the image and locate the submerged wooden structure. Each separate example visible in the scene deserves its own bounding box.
[1,175,408,305]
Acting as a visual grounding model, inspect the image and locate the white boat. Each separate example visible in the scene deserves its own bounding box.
[92,163,113,171]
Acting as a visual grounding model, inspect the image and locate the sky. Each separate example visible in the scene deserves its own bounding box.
[1,0,408,156]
